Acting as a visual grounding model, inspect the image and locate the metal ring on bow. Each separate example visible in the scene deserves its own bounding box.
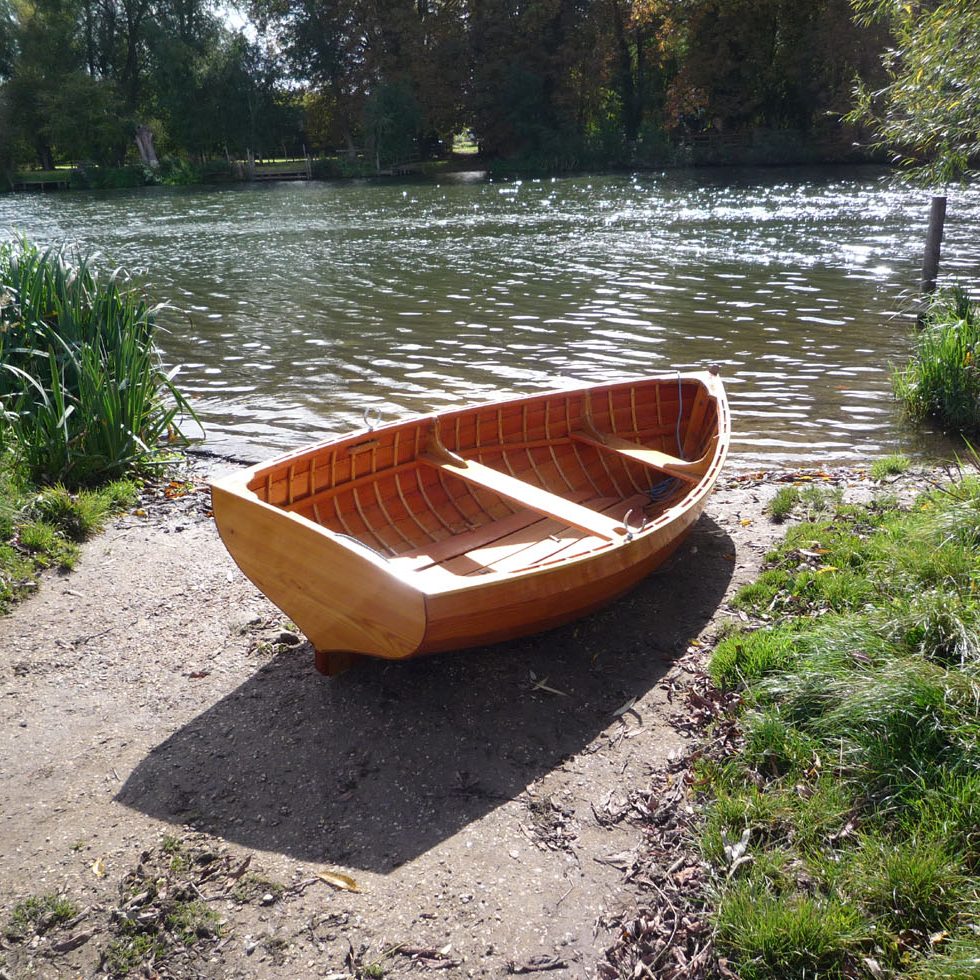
[363,406,382,431]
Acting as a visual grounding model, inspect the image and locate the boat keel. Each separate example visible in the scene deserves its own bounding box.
[314,650,363,676]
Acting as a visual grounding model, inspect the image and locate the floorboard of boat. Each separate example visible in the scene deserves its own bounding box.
[448,496,622,576]
[389,489,599,572]
[522,493,655,569]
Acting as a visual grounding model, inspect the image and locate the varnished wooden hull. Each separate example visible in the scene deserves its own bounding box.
[211,371,729,672]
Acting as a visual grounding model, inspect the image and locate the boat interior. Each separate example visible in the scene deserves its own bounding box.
[246,379,720,581]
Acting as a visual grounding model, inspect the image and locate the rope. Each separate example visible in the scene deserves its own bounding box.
[645,372,685,504]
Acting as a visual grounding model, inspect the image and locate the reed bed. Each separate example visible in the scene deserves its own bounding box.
[0,238,195,487]
[703,475,980,979]
[895,287,980,435]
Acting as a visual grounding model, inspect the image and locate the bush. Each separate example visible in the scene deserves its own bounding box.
[69,165,148,190]
[0,238,196,487]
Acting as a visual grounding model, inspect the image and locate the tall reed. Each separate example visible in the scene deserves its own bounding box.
[894,287,980,435]
[0,238,196,487]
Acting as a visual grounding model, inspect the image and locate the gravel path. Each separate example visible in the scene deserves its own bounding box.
[0,465,792,978]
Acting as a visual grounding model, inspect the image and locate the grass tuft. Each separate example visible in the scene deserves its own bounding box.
[6,894,77,939]
[766,485,799,521]
[0,450,139,609]
[714,878,866,980]
[710,625,799,689]
[848,834,968,936]
[870,453,911,480]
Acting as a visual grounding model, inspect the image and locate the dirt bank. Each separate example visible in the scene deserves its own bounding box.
[0,464,865,979]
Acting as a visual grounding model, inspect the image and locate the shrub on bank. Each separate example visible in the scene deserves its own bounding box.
[0,238,196,487]
[702,479,980,979]
[69,164,149,190]
[895,287,980,435]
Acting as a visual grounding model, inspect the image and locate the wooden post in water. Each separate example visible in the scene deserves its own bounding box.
[921,195,947,294]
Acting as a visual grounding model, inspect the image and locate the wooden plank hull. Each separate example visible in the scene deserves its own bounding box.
[211,371,730,671]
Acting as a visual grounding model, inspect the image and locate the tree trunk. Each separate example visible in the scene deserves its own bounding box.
[134,124,159,169]
[37,142,55,171]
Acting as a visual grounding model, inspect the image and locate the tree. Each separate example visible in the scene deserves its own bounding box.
[0,0,16,78]
[251,0,367,152]
[665,0,880,136]
[3,0,91,167]
[848,0,980,183]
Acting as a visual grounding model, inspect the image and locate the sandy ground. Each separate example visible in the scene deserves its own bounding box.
[0,464,796,979]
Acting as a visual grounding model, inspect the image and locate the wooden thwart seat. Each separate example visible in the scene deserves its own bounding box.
[419,430,625,541]
[571,418,714,484]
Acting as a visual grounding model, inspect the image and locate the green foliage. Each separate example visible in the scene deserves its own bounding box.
[0,238,197,487]
[1,0,894,172]
[70,165,148,189]
[848,0,980,183]
[702,478,980,977]
[364,81,422,169]
[894,288,980,436]
[6,894,77,939]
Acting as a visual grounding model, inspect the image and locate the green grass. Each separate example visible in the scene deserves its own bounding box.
[714,880,867,980]
[765,485,799,521]
[895,287,980,435]
[0,450,137,609]
[103,933,163,977]
[0,236,197,488]
[701,475,980,977]
[870,453,912,479]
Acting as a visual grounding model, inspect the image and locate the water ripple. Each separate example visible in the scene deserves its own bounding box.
[3,169,979,466]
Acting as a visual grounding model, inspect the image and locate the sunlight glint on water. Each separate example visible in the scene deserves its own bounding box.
[2,167,979,468]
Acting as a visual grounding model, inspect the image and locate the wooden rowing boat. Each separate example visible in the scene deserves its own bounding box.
[211,369,729,674]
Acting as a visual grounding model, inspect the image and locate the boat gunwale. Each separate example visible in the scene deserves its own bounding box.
[210,371,730,596]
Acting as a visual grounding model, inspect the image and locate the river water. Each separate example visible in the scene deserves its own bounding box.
[2,167,979,468]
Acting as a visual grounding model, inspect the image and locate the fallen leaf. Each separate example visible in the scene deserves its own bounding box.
[531,677,568,697]
[739,518,752,526]
[91,857,107,878]
[862,957,885,978]
[722,828,750,866]
[316,869,360,892]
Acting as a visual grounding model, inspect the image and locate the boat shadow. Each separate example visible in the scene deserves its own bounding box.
[117,514,735,872]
